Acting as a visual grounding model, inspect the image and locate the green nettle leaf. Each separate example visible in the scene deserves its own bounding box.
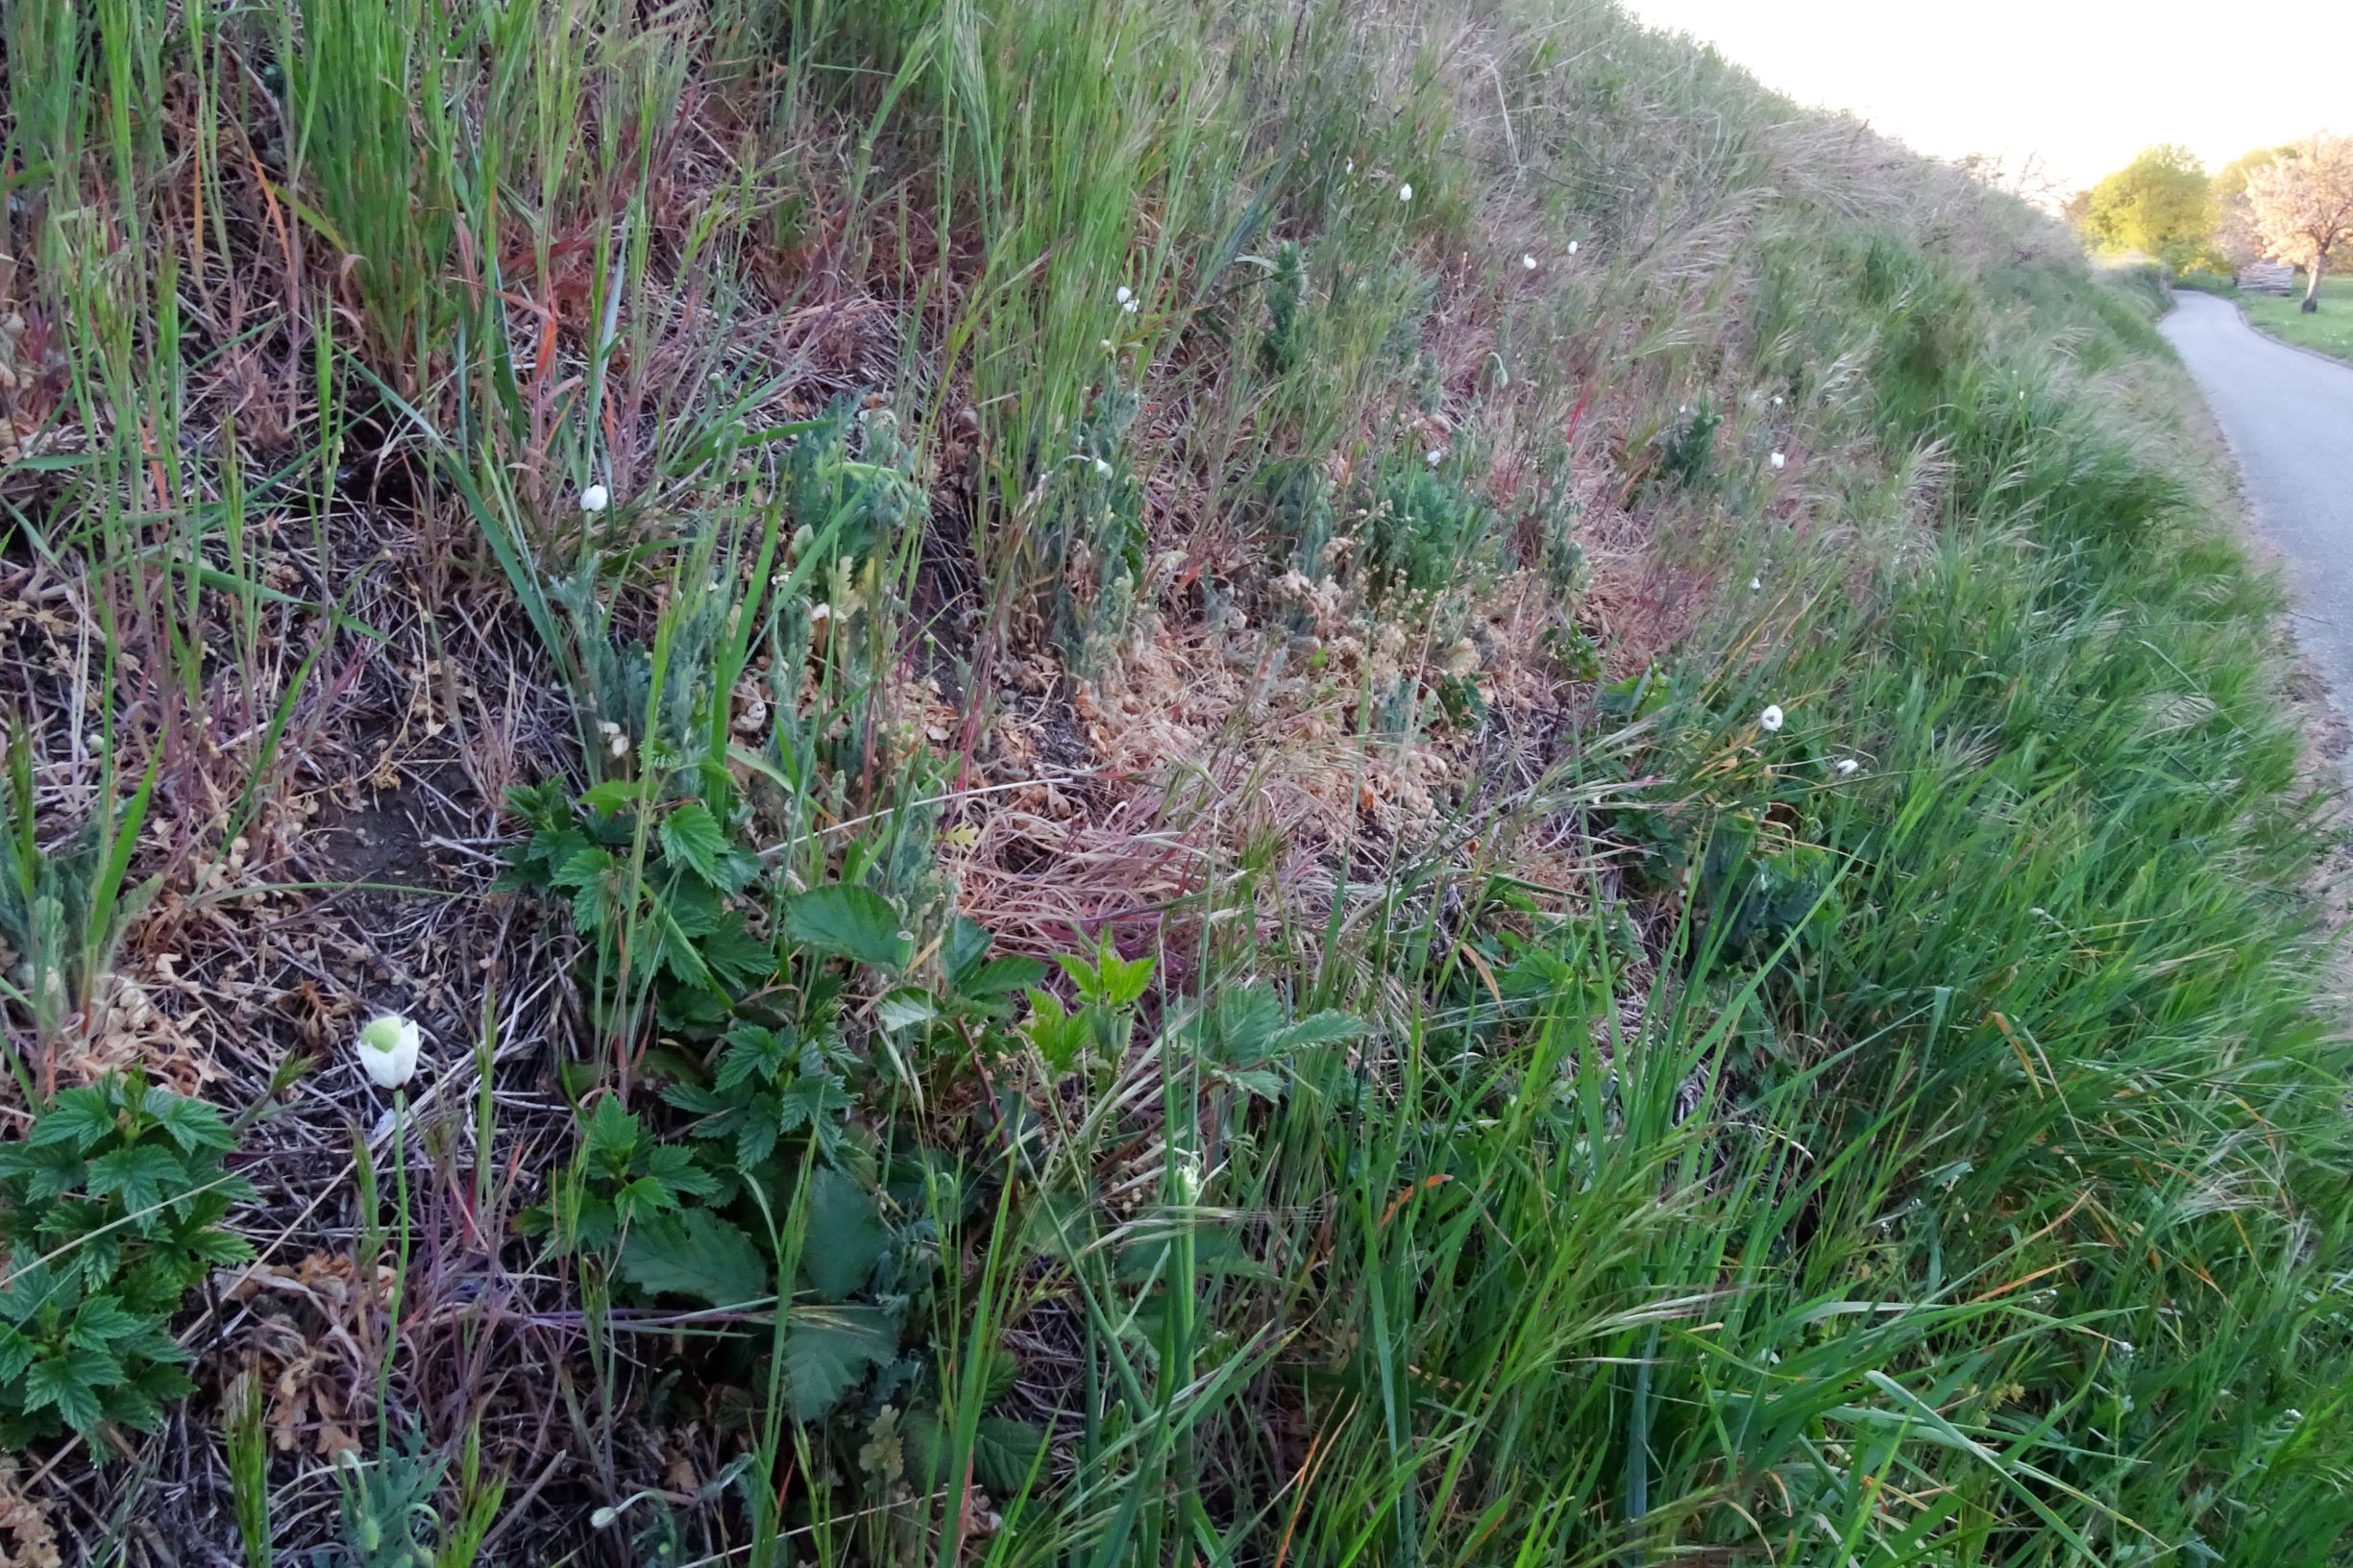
[783,1305,896,1422]
[620,1211,771,1307]
[784,886,909,969]
[1021,991,1091,1073]
[549,844,616,891]
[956,956,1048,1003]
[874,989,936,1033]
[699,919,775,990]
[582,1096,644,1164]
[944,916,993,983]
[658,801,730,885]
[800,1168,889,1302]
[66,1295,143,1349]
[85,1145,180,1221]
[736,1115,781,1170]
[972,1415,1049,1495]
[30,1090,115,1154]
[23,1351,106,1433]
[578,778,651,815]
[150,1095,233,1156]
[1265,1010,1365,1055]
[777,1075,853,1158]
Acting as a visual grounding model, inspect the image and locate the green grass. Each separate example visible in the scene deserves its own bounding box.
[0,0,2348,1561]
[2238,274,2353,360]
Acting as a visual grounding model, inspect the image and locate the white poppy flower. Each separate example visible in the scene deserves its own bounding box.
[358,1013,421,1090]
[1772,395,1784,406]
[1121,299,1139,314]
[1770,451,1786,470]
[1566,240,1579,256]
[1749,576,1761,592]
[1834,758,1860,776]
[1115,284,1133,305]
[1759,703,1784,733]
[580,483,610,514]
[1092,457,1114,478]
[1398,183,1413,202]
[1522,253,1538,271]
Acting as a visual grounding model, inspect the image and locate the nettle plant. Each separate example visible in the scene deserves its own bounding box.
[511,858,1083,1474]
[0,1072,252,1443]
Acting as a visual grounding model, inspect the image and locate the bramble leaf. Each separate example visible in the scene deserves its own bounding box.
[620,1211,770,1308]
[784,886,908,969]
[783,1305,895,1422]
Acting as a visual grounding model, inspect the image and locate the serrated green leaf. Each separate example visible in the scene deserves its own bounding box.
[799,1168,888,1302]
[24,1347,113,1433]
[86,1145,179,1219]
[550,844,616,891]
[66,1294,142,1349]
[150,1093,233,1155]
[658,801,730,885]
[944,916,992,984]
[972,1415,1048,1495]
[783,1304,895,1422]
[579,778,650,816]
[699,917,775,990]
[957,955,1048,1000]
[874,989,936,1033]
[736,1115,780,1170]
[31,1090,116,1154]
[620,1211,770,1307]
[784,886,908,969]
[1264,1010,1364,1055]
[582,1096,643,1164]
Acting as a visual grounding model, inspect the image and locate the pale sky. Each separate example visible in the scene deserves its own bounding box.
[1620,0,2353,196]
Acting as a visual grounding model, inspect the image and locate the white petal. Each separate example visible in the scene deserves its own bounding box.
[1749,576,1761,592]
[1121,299,1138,314]
[1759,704,1784,732]
[1769,452,1786,470]
[1566,240,1579,255]
[1522,253,1538,271]
[1835,758,1860,776]
[580,483,610,514]
[1093,457,1114,478]
[1115,284,1133,305]
[1398,183,1413,202]
[357,1013,422,1090]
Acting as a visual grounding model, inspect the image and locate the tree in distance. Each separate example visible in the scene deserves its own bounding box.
[2246,133,2353,311]
[2078,144,2213,269]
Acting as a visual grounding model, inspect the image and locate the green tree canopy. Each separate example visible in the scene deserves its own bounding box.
[2078,144,2212,267]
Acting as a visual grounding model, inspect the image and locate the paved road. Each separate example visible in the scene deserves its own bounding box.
[2161,292,2353,711]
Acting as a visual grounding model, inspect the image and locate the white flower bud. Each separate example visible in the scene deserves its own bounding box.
[357,1013,422,1090]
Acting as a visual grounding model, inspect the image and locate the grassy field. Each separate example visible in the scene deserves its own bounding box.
[0,0,2348,1562]
[2238,274,2353,360]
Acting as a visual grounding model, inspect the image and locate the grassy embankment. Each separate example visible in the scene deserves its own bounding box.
[0,0,2348,1561]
